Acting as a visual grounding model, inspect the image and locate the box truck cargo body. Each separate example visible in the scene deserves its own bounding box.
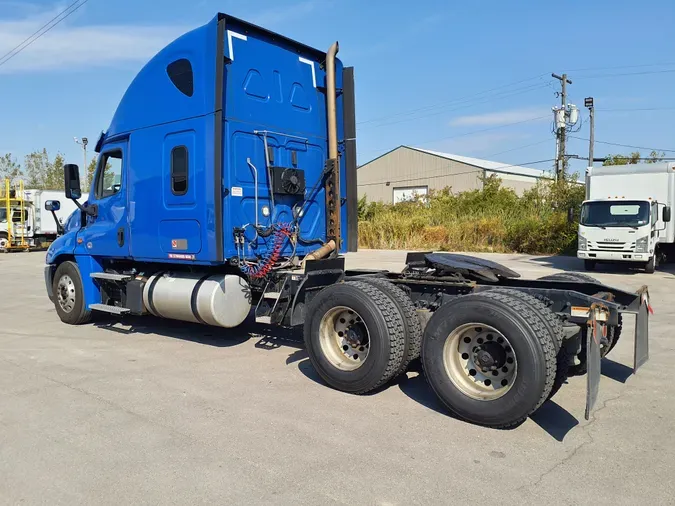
[578,163,674,272]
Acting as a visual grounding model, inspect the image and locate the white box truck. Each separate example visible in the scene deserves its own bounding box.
[0,189,87,250]
[577,163,674,273]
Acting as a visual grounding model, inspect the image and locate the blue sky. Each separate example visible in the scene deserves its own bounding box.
[1,0,674,178]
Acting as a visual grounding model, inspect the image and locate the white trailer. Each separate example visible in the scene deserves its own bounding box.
[0,189,88,249]
[577,163,674,273]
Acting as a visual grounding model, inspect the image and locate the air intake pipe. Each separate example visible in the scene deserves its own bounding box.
[304,41,341,265]
[324,41,341,258]
[326,42,339,161]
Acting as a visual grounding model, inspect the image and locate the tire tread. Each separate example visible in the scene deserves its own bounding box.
[351,278,422,374]
[473,291,556,423]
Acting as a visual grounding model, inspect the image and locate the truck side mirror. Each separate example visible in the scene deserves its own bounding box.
[663,206,671,223]
[567,207,575,224]
[64,164,82,200]
[45,200,61,212]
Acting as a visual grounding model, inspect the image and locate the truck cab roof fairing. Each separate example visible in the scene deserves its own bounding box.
[106,13,332,142]
[105,17,218,139]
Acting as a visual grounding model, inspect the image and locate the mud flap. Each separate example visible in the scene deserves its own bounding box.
[634,292,650,373]
[585,305,606,420]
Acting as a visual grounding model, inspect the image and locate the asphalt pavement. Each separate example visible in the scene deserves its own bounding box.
[1,250,674,505]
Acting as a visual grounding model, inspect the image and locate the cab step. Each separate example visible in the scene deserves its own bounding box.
[255,315,272,324]
[89,303,130,315]
[90,272,133,281]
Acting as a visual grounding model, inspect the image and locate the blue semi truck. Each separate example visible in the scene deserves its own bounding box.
[45,13,650,428]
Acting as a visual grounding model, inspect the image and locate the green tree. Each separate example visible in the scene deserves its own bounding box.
[0,153,22,184]
[646,150,665,164]
[44,153,65,190]
[86,156,98,190]
[23,149,69,190]
[603,152,641,166]
[24,149,50,189]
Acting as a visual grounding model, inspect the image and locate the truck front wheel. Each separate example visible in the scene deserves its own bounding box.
[0,232,8,251]
[422,291,556,428]
[584,259,596,271]
[644,256,656,274]
[53,261,92,325]
[304,281,406,394]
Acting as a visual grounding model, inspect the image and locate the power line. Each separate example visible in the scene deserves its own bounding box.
[358,159,555,187]
[565,62,675,72]
[485,138,552,157]
[597,106,675,112]
[0,0,91,68]
[361,114,551,157]
[575,69,675,80]
[357,82,551,130]
[356,73,550,126]
[569,136,675,153]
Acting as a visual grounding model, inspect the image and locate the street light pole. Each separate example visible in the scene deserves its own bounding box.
[74,137,89,190]
[584,97,594,200]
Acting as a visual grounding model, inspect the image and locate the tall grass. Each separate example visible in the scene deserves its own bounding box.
[358,175,584,255]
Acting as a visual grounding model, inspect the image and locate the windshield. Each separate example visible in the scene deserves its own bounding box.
[580,200,650,228]
[0,209,5,222]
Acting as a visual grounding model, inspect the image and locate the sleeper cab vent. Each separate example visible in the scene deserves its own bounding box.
[167,58,194,97]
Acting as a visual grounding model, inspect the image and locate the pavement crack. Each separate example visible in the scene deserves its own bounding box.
[519,392,624,492]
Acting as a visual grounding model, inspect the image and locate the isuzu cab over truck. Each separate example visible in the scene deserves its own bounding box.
[578,163,674,273]
[45,13,651,428]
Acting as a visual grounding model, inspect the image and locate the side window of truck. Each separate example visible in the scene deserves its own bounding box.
[171,146,188,195]
[95,151,123,199]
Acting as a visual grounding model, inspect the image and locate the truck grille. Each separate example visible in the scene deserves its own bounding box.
[588,241,635,252]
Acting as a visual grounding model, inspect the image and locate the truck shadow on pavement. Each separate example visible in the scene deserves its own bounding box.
[532,255,675,275]
[92,311,305,350]
[92,313,629,441]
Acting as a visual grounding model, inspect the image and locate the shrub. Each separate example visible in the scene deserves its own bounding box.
[357,176,583,255]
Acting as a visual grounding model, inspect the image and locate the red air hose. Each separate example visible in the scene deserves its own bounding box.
[243,225,292,279]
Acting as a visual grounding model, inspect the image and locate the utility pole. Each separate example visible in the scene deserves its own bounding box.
[552,73,572,181]
[584,97,594,199]
[74,137,88,189]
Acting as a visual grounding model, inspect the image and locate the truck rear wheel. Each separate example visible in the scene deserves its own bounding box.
[484,289,568,399]
[351,277,422,375]
[304,281,406,394]
[539,272,599,284]
[422,291,556,428]
[53,261,92,325]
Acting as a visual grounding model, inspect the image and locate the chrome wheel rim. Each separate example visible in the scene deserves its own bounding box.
[56,274,76,313]
[0,237,8,249]
[443,323,517,400]
[319,306,370,371]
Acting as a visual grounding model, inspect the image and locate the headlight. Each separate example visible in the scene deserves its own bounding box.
[636,236,648,253]
[578,235,587,251]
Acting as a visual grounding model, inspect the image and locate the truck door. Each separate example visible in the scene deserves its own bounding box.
[76,140,130,257]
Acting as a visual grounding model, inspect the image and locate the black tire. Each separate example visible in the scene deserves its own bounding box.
[548,341,576,399]
[0,232,8,250]
[645,256,656,274]
[486,289,568,399]
[422,291,556,428]
[303,281,406,394]
[584,259,596,271]
[538,272,599,284]
[568,316,623,376]
[52,261,92,325]
[351,277,422,375]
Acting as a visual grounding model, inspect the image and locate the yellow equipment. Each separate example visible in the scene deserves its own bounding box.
[1,179,30,252]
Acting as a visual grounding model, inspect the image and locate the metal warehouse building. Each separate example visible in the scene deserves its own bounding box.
[358,146,552,203]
